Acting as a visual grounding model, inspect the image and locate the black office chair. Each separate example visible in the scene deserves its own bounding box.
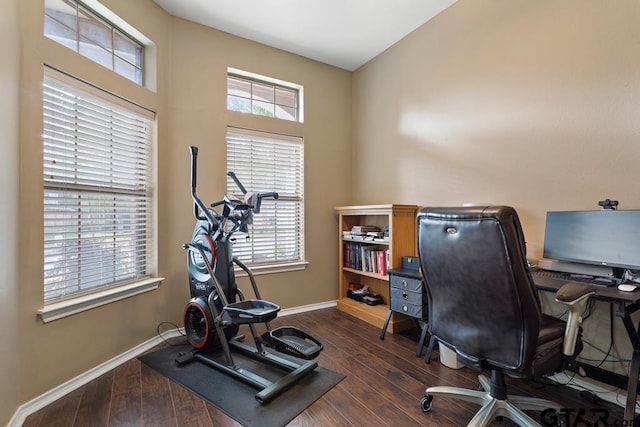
[417,206,594,426]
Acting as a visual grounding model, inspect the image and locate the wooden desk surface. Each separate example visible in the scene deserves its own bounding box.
[532,275,640,304]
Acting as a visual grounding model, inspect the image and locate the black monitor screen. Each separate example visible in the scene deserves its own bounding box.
[543,210,640,271]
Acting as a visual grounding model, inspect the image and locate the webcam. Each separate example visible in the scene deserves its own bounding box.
[598,199,619,210]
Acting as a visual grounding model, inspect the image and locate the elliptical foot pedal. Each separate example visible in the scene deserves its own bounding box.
[222,299,280,324]
[265,327,323,360]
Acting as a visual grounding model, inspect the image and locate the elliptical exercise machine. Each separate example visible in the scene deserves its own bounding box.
[176,146,323,404]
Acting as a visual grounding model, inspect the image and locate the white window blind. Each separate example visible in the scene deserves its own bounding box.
[226,128,304,267]
[43,68,154,303]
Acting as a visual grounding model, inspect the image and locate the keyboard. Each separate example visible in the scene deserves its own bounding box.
[531,269,616,288]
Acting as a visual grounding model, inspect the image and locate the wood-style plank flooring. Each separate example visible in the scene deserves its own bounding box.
[23,308,628,426]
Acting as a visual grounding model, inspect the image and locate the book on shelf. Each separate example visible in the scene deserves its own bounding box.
[377,250,387,276]
[346,226,383,242]
[360,244,388,275]
[343,241,360,269]
[351,225,381,234]
[343,241,388,276]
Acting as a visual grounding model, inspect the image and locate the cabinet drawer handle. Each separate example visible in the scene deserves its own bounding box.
[402,280,408,287]
[402,292,408,300]
[402,304,408,312]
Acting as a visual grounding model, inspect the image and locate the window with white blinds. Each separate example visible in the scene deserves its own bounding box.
[226,128,305,268]
[43,68,155,304]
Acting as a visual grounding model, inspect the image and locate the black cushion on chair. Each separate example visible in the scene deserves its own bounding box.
[522,315,565,378]
[417,206,580,378]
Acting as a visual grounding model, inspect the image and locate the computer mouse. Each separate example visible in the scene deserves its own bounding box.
[618,283,637,292]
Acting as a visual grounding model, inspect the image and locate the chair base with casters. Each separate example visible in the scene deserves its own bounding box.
[421,370,564,427]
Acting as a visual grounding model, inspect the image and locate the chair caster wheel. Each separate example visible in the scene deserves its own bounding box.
[420,394,433,412]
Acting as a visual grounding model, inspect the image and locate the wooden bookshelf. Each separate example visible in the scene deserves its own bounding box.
[335,204,419,333]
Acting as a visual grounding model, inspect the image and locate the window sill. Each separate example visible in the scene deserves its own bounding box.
[37,277,164,323]
[235,261,308,276]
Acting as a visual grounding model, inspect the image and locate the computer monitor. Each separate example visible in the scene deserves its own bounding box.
[543,209,640,277]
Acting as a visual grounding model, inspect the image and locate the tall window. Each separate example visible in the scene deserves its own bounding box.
[44,0,144,85]
[226,128,305,270]
[227,69,303,122]
[43,68,155,304]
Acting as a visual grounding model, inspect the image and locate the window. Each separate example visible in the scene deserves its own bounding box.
[226,128,305,271]
[227,69,303,122]
[44,0,144,85]
[42,68,155,309]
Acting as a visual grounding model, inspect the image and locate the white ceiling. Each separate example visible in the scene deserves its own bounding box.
[153,0,457,71]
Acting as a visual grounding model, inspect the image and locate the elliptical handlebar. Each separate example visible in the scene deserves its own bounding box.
[189,146,279,237]
[190,146,218,227]
[227,171,247,194]
[247,191,279,214]
[226,171,279,213]
[224,169,279,215]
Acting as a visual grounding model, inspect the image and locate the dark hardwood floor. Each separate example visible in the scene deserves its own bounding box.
[23,308,627,426]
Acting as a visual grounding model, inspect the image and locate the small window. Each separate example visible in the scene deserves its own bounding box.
[44,0,144,85]
[42,68,155,304]
[226,128,305,270]
[227,69,303,122]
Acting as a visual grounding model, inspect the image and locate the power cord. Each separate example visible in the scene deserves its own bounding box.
[156,321,186,346]
[595,303,615,368]
[536,283,637,411]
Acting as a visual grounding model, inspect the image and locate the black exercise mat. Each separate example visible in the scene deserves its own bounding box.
[139,342,344,427]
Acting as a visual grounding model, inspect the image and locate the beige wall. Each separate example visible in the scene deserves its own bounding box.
[165,18,352,307]
[353,0,640,254]
[1,0,21,422]
[5,0,351,424]
[352,0,640,374]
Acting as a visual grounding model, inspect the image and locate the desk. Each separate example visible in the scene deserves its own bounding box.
[533,275,640,420]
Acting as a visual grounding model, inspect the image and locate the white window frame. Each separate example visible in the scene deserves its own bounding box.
[226,67,304,123]
[39,67,161,323]
[226,127,306,275]
[44,0,145,85]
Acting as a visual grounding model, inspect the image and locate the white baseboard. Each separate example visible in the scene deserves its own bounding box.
[8,328,184,427]
[8,301,336,427]
[279,300,336,316]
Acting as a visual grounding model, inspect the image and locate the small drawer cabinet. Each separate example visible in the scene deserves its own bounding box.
[380,266,434,360]
[389,270,427,318]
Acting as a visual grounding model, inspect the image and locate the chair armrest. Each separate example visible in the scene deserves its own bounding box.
[555,283,595,356]
[555,282,596,304]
